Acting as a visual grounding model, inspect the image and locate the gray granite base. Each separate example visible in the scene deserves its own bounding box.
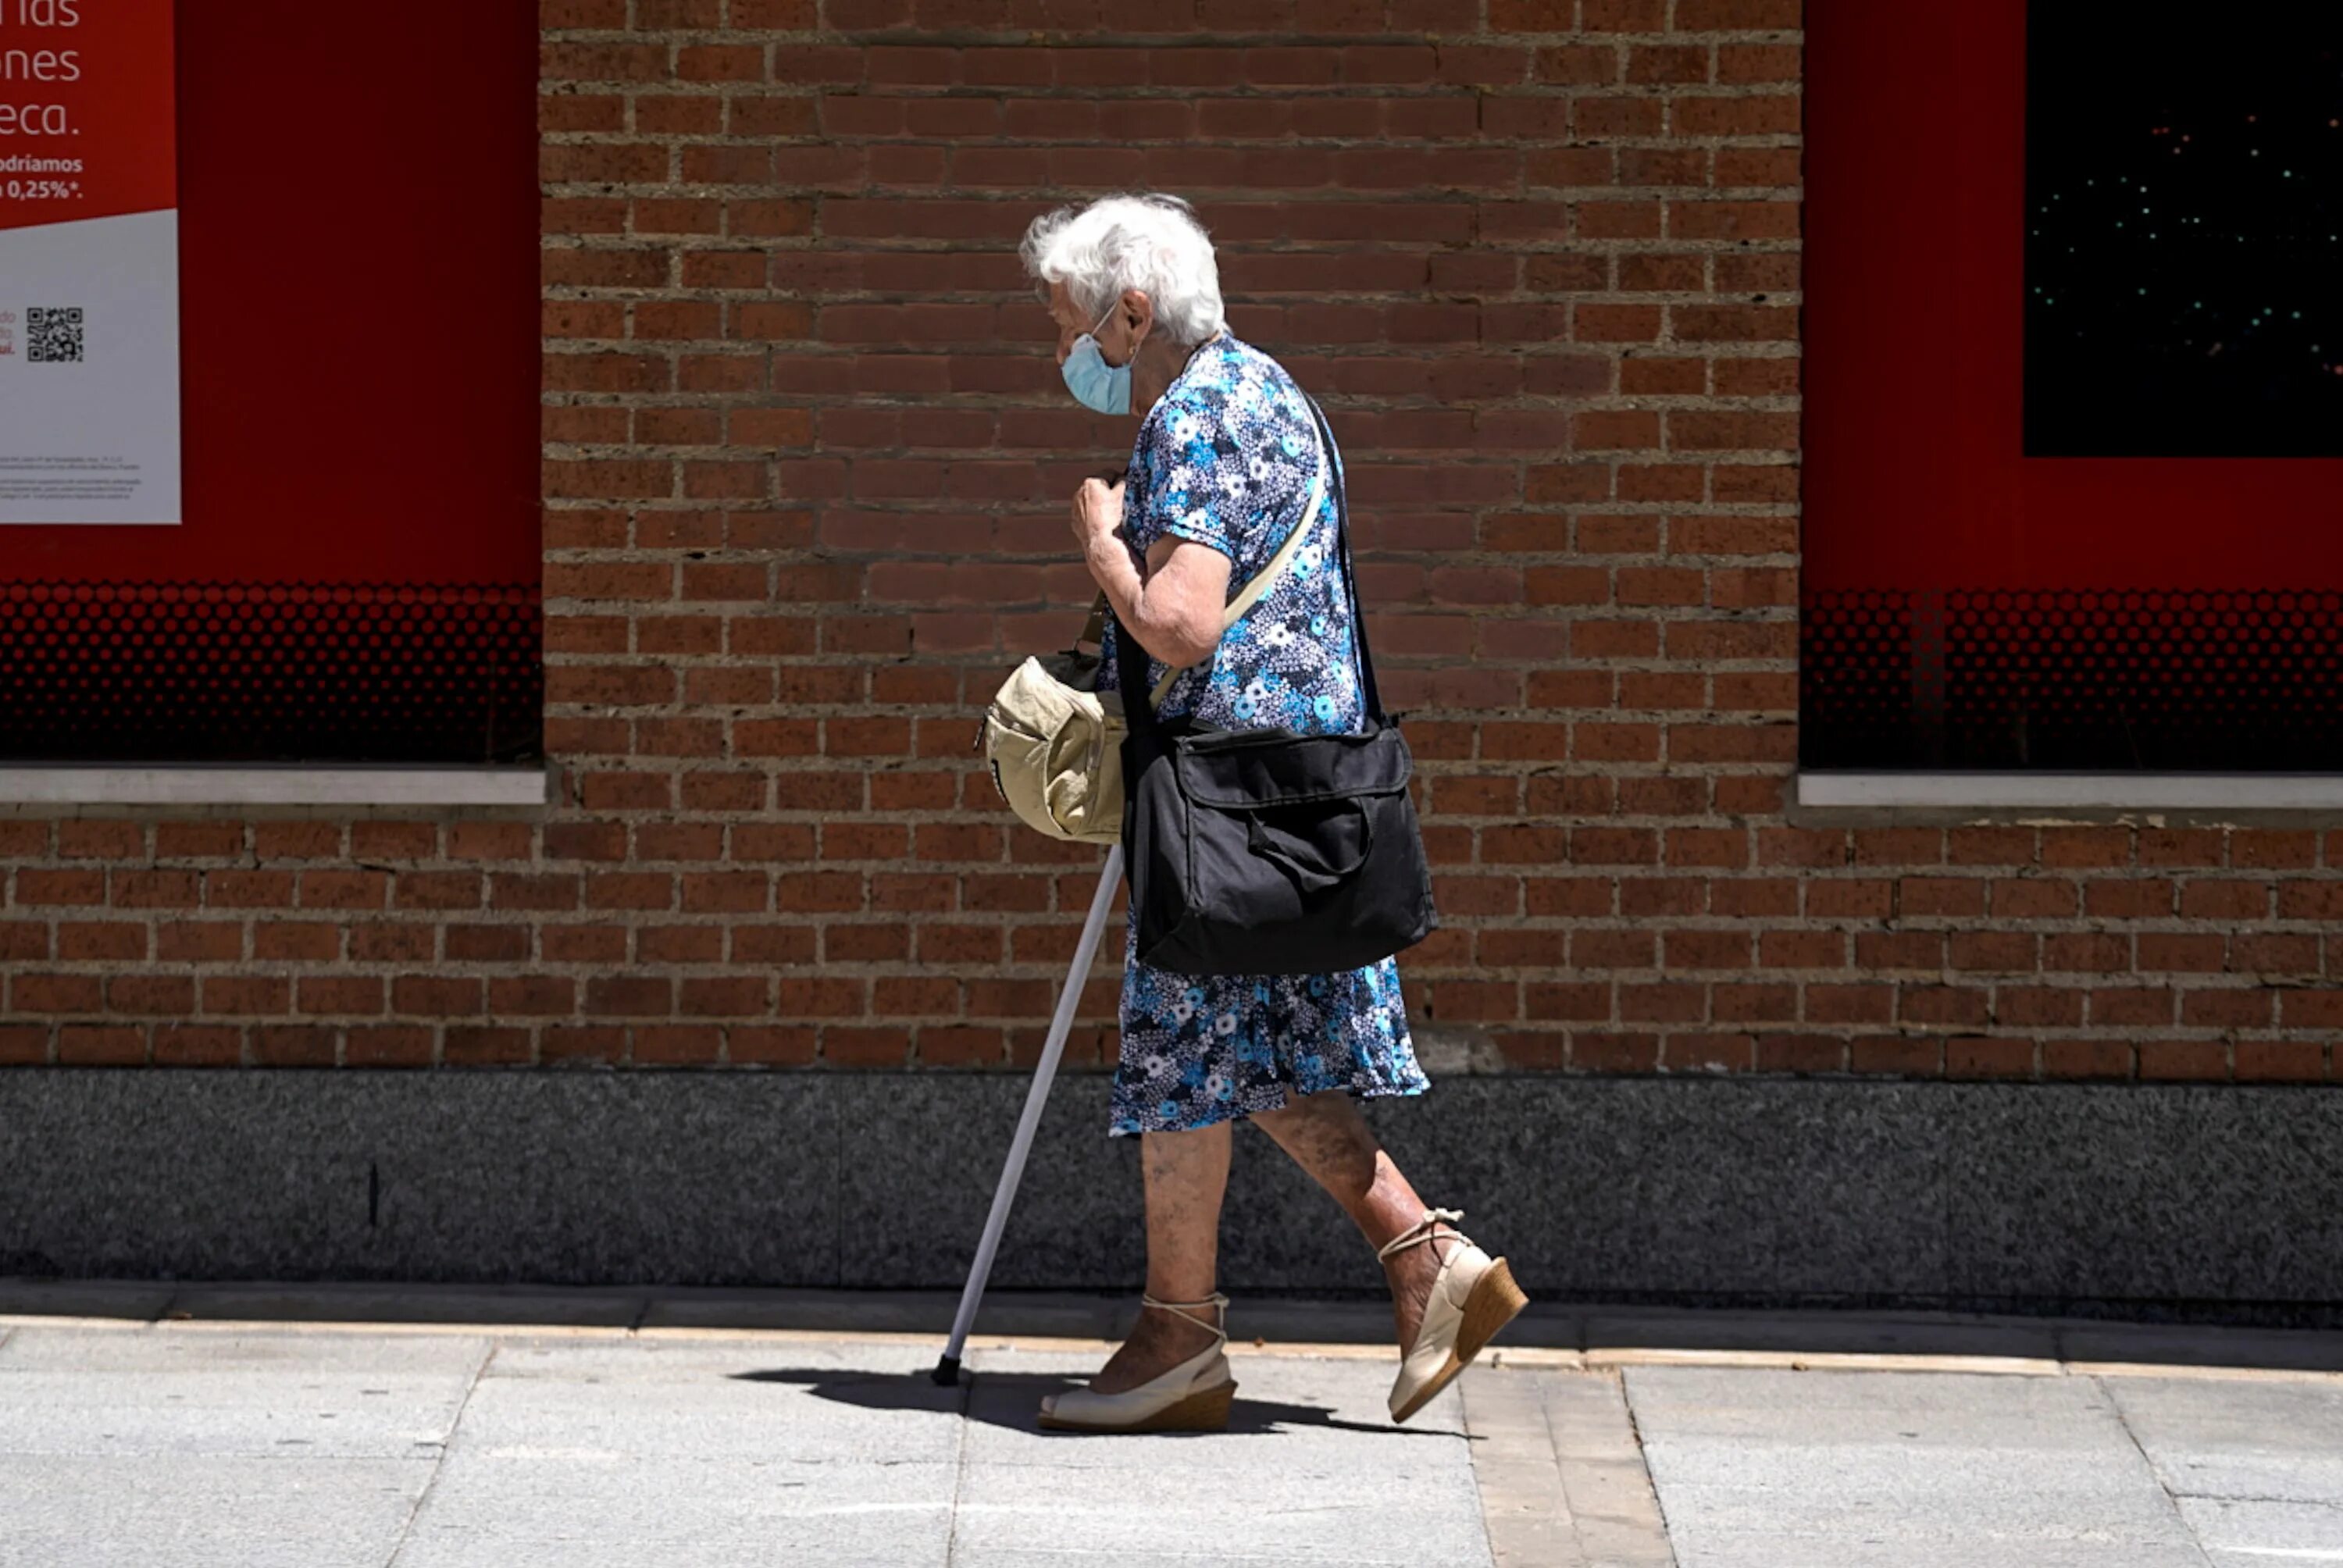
[5,1071,2343,1316]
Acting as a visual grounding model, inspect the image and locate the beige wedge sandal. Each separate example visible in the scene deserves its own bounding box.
[1381,1208,1528,1424]
[1036,1291,1238,1434]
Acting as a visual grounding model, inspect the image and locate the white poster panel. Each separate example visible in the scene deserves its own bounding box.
[0,0,181,525]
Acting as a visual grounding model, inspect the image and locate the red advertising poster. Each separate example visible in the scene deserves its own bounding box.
[0,0,181,525]
[0,3,540,763]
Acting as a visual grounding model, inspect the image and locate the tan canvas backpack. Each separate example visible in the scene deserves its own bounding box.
[981,434,1326,844]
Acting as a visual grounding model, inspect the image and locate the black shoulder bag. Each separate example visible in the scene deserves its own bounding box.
[1116,394,1438,977]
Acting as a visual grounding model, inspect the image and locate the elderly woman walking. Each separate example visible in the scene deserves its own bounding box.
[1018,192,1528,1434]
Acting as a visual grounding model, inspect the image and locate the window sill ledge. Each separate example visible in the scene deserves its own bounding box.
[1795,770,2343,823]
[0,765,549,808]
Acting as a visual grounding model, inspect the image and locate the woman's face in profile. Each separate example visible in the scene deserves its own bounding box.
[1047,282,1089,367]
[1048,281,1140,369]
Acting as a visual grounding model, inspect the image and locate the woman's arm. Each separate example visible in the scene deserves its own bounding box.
[1072,476,1232,669]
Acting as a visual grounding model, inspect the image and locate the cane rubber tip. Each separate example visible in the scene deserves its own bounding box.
[930,1354,963,1387]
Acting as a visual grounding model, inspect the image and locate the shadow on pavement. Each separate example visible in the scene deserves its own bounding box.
[729,1367,1471,1439]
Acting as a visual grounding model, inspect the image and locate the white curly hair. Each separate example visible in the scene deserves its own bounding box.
[1018,192,1226,347]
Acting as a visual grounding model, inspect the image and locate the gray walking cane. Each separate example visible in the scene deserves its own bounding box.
[932,843,1124,1386]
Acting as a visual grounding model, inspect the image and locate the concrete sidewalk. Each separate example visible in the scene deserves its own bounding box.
[5,1286,2343,1566]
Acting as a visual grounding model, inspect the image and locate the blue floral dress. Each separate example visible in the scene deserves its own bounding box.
[1097,333,1428,1138]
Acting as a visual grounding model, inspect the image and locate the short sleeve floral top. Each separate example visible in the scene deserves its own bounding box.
[1097,333,1428,1137]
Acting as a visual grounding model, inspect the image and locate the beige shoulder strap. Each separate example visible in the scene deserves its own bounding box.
[1075,419,1329,707]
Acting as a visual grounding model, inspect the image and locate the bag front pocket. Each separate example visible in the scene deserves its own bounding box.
[1243,797,1375,893]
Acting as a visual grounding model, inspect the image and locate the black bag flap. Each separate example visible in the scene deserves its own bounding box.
[1172,723,1412,810]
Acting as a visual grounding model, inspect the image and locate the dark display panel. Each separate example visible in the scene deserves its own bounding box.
[2025,5,2343,458]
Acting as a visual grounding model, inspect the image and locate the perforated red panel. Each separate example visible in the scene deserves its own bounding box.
[0,583,541,764]
[1805,0,2343,772]
[1803,589,2343,770]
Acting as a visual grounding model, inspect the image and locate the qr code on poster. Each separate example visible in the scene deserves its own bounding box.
[28,307,83,364]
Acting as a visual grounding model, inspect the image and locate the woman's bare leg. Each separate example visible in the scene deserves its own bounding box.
[1086,1118,1232,1395]
[1250,1089,1456,1355]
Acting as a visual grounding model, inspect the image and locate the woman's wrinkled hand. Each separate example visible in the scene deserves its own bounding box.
[1070,476,1126,557]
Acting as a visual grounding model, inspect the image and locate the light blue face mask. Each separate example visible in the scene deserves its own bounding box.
[1060,299,1132,415]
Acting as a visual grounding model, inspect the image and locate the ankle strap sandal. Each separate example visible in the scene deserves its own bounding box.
[1381,1208,1530,1425]
[1036,1290,1238,1435]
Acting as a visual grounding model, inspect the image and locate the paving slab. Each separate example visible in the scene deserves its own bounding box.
[9,1303,2343,1566]
[1639,1533,2213,1568]
[2107,1374,2343,1503]
[1463,1366,1675,1567]
[465,1336,965,1464]
[2178,1495,2343,1568]
[952,1345,1494,1566]
[0,1327,487,1460]
[393,1336,962,1567]
[0,1452,437,1568]
[389,1453,961,1568]
[0,1326,483,1568]
[1627,1365,2207,1568]
[1542,1370,1676,1566]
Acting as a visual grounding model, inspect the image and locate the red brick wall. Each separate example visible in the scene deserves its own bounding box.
[2,0,2338,1084]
